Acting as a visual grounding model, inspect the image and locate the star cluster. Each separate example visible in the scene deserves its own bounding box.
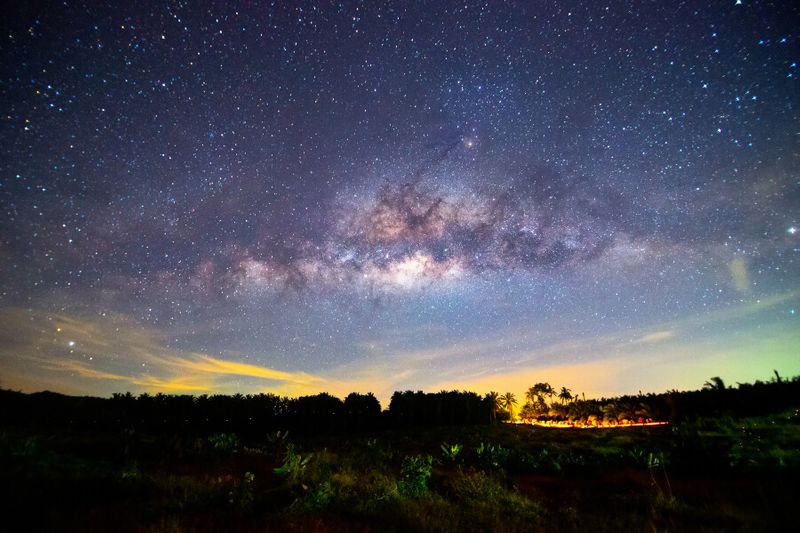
[1,1,798,401]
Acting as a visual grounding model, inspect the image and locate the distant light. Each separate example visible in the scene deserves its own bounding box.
[68,340,76,347]
[788,226,797,235]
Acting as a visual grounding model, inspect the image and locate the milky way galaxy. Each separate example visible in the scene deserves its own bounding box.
[1,1,798,403]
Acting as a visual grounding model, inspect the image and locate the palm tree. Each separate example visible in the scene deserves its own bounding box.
[525,386,539,405]
[485,391,501,423]
[538,382,555,402]
[558,386,573,404]
[703,376,726,391]
[527,383,552,403]
[534,382,556,408]
[523,383,556,418]
[500,392,517,419]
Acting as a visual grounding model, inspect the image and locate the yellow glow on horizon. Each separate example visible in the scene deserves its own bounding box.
[1,289,798,405]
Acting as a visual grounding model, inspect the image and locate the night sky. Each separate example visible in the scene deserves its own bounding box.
[1,1,798,404]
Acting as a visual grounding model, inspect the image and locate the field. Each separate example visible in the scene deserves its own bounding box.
[2,408,799,532]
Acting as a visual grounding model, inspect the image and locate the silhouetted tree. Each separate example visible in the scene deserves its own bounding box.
[540,382,555,403]
[558,386,573,404]
[290,393,344,433]
[500,392,517,420]
[485,391,501,423]
[2,373,799,435]
[524,383,553,418]
[703,376,726,391]
[388,390,489,427]
[343,392,381,430]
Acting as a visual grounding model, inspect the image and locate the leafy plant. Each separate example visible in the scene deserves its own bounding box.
[476,442,510,468]
[440,442,462,463]
[265,430,289,453]
[630,448,674,505]
[305,480,335,510]
[628,446,648,466]
[399,454,433,498]
[274,444,312,485]
[728,421,768,470]
[228,471,256,509]
[360,437,394,464]
[207,433,240,454]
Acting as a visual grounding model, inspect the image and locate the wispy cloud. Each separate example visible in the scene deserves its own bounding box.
[2,289,798,403]
[0,308,331,396]
[41,359,129,382]
[130,375,214,393]
[633,330,675,344]
[174,355,325,386]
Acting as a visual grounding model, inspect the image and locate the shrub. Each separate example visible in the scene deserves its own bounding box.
[273,444,312,485]
[304,480,335,510]
[264,430,289,453]
[475,442,510,468]
[228,471,256,509]
[398,454,433,498]
[207,433,240,454]
[440,442,462,463]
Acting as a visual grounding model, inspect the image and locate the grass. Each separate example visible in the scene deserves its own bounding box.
[1,411,799,531]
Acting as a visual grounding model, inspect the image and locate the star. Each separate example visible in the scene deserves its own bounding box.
[0,0,796,404]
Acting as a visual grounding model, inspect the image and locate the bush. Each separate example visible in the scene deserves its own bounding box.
[207,433,240,454]
[273,444,312,486]
[398,454,433,498]
[440,442,462,463]
[304,480,335,510]
[228,471,256,509]
[475,442,510,469]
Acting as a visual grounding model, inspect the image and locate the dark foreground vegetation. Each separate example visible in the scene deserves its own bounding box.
[2,376,799,531]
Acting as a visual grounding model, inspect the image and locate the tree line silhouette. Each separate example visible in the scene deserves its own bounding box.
[1,373,798,437]
[507,372,800,425]
[0,389,492,437]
